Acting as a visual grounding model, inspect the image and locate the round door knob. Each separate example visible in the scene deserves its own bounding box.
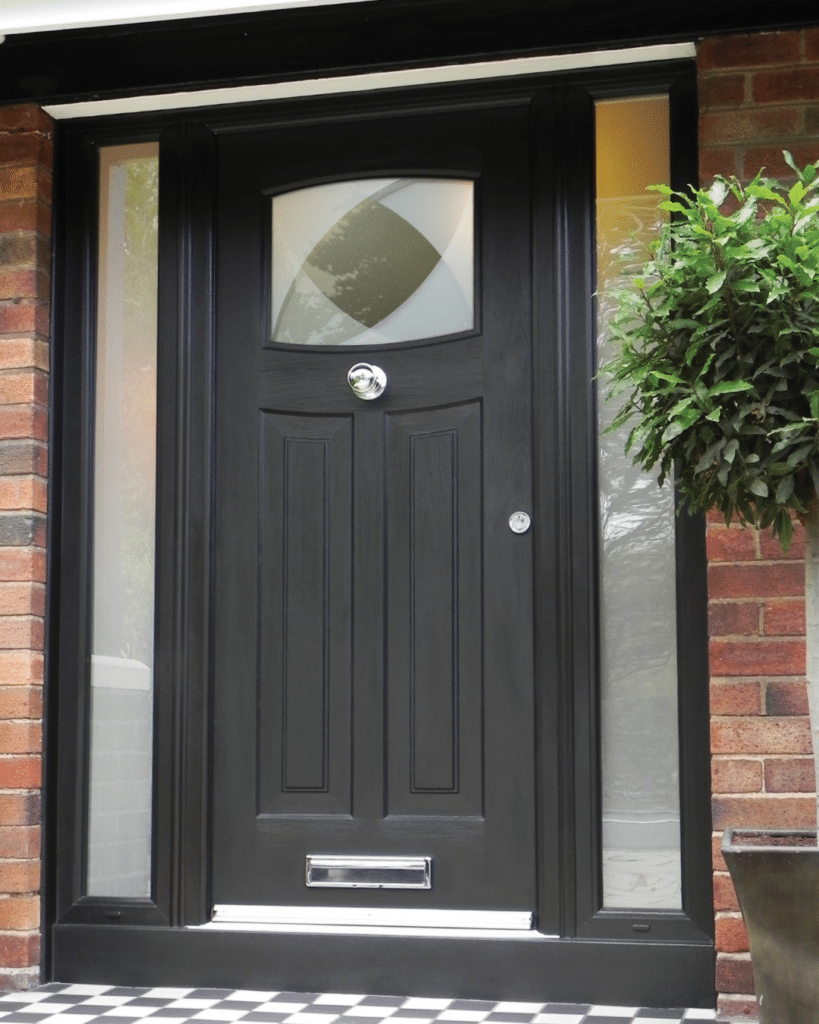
[348,363,387,400]
[509,511,531,534]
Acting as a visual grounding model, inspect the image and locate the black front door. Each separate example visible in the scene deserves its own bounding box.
[212,103,538,915]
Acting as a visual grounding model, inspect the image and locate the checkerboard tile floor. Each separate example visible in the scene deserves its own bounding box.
[0,986,718,1024]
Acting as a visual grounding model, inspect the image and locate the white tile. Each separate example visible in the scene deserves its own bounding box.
[226,994,279,1003]
[313,996,366,1006]
[144,991,196,1000]
[587,1010,637,1019]
[282,1015,341,1024]
[342,1008,399,1018]
[402,1001,451,1011]
[683,1013,717,1021]
[102,1008,171,1018]
[532,1015,584,1024]
[437,1012,490,1022]
[493,1004,544,1014]
[190,1012,251,1021]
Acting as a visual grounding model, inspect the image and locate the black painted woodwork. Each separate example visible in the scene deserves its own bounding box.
[212,104,536,912]
[53,923,716,1007]
[0,0,814,107]
[47,65,714,1003]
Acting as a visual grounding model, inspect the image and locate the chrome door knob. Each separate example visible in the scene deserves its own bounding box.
[348,363,387,400]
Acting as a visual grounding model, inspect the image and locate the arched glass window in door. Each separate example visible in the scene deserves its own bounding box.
[271,178,473,346]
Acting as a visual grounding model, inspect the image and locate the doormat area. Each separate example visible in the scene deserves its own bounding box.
[0,985,719,1024]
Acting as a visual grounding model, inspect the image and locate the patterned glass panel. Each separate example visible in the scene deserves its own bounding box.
[595,96,682,910]
[89,143,158,897]
[272,178,473,345]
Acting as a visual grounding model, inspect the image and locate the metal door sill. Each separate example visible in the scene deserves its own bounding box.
[190,905,551,938]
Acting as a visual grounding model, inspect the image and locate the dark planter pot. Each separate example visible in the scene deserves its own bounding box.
[722,828,819,1024]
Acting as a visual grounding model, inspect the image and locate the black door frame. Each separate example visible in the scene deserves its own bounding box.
[47,62,714,1005]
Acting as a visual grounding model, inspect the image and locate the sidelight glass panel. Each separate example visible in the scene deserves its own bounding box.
[271,178,473,345]
[595,97,682,910]
[87,143,159,897]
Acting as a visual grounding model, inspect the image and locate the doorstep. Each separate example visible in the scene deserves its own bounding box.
[0,985,724,1024]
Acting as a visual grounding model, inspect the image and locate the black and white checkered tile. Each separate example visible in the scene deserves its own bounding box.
[0,985,718,1024]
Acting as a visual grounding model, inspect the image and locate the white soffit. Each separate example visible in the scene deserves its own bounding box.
[44,42,696,120]
[0,0,371,36]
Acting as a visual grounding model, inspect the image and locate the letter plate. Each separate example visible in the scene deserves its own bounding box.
[305,855,432,889]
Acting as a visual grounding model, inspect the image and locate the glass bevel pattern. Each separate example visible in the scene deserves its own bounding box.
[595,97,682,910]
[88,143,159,898]
[272,178,473,345]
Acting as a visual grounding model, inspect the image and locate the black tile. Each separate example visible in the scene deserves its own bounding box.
[40,989,71,995]
[391,1013,439,1020]
[186,994,233,1002]
[447,1004,494,1013]
[582,1017,638,1024]
[483,1014,534,1023]
[62,1008,111,1016]
[98,1016,153,1023]
[358,1000,404,1009]
[210,1005,262,1014]
[0,1004,30,1013]
[135,1012,196,1018]
[239,1014,292,1023]
[635,1014,685,1020]
[296,1008,348,1017]
[38,998,90,1006]
[0,1016,52,1023]
[105,992,151,1000]
[542,1008,590,1015]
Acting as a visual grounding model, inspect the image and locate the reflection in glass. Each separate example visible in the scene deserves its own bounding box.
[272,178,473,345]
[595,97,682,910]
[88,144,158,898]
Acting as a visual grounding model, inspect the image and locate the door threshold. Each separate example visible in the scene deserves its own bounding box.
[191,905,547,938]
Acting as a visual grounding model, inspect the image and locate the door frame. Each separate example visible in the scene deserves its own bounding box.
[47,63,714,1005]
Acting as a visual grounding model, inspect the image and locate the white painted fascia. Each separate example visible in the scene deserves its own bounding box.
[0,0,372,38]
[43,42,697,120]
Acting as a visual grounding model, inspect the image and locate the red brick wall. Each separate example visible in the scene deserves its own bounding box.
[698,28,819,1021]
[0,104,52,992]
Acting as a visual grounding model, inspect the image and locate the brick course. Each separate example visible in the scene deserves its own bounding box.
[0,103,51,993]
[698,30,819,1013]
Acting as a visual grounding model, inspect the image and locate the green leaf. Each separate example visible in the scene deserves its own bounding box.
[776,475,795,503]
[747,184,786,204]
[708,180,729,207]
[707,380,754,397]
[749,478,769,498]
[706,270,727,294]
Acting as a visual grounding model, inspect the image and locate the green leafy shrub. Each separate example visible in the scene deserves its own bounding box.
[604,152,819,549]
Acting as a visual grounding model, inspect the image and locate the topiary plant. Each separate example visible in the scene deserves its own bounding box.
[604,151,819,551]
[603,150,819,826]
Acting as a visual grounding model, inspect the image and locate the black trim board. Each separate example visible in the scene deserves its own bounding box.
[1,0,817,107]
[52,924,715,1008]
